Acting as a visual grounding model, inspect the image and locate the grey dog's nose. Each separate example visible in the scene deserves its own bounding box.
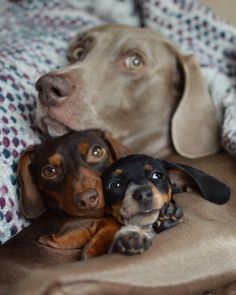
[133,186,153,206]
[36,74,73,106]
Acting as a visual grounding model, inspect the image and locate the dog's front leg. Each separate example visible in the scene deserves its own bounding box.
[81,217,121,259]
[38,220,99,250]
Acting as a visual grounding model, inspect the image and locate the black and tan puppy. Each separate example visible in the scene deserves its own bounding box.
[102,154,230,255]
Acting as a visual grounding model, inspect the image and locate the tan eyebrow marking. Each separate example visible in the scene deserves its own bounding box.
[78,142,90,155]
[113,169,123,176]
[49,153,62,166]
[144,164,153,171]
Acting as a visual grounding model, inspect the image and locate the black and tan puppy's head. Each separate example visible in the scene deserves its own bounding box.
[102,154,230,227]
[18,129,130,219]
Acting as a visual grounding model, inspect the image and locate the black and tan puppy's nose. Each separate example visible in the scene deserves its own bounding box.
[36,74,73,106]
[133,187,153,207]
[74,189,99,210]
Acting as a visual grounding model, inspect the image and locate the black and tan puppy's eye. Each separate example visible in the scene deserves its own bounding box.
[151,171,164,180]
[86,144,107,164]
[125,54,144,71]
[107,179,121,191]
[42,165,57,178]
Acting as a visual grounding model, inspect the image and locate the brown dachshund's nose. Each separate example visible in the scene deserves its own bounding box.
[35,74,73,106]
[133,186,153,207]
[74,189,99,210]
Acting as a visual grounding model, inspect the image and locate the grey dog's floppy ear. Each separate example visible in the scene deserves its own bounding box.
[17,145,46,219]
[161,160,230,205]
[164,41,220,158]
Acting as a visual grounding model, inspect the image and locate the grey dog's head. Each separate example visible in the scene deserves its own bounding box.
[35,24,220,159]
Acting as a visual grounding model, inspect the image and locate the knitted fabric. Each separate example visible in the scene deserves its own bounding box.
[141,0,236,155]
[0,0,103,244]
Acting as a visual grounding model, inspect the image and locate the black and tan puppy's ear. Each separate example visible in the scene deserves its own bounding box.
[17,145,46,219]
[103,132,131,160]
[161,160,230,205]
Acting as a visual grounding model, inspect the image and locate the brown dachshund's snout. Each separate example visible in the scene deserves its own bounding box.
[133,186,153,208]
[36,74,73,106]
[73,189,99,210]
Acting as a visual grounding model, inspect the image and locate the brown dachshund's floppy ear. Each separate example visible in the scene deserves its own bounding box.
[17,145,46,219]
[161,160,230,205]
[103,132,131,160]
[164,41,220,158]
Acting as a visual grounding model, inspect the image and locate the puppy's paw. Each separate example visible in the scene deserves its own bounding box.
[81,245,96,260]
[38,234,57,247]
[110,226,151,256]
[153,201,183,233]
[38,234,64,249]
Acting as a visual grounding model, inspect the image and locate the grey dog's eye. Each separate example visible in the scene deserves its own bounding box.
[107,179,121,190]
[151,171,163,180]
[72,46,85,60]
[125,54,144,71]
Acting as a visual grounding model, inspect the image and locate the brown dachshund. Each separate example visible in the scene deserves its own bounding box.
[102,154,230,255]
[18,129,130,258]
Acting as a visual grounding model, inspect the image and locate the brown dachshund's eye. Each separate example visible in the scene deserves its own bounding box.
[86,145,107,164]
[125,54,144,71]
[42,165,57,178]
[151,171,164,180]
[92,145,104,157]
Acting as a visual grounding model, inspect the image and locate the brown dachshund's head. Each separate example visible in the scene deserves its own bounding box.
[102,155,230,227]
[18,129,130,219]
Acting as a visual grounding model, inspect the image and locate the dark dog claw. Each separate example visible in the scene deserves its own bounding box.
[175,206,183,219]
[164,202,175,216]
[153,201,183,233]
